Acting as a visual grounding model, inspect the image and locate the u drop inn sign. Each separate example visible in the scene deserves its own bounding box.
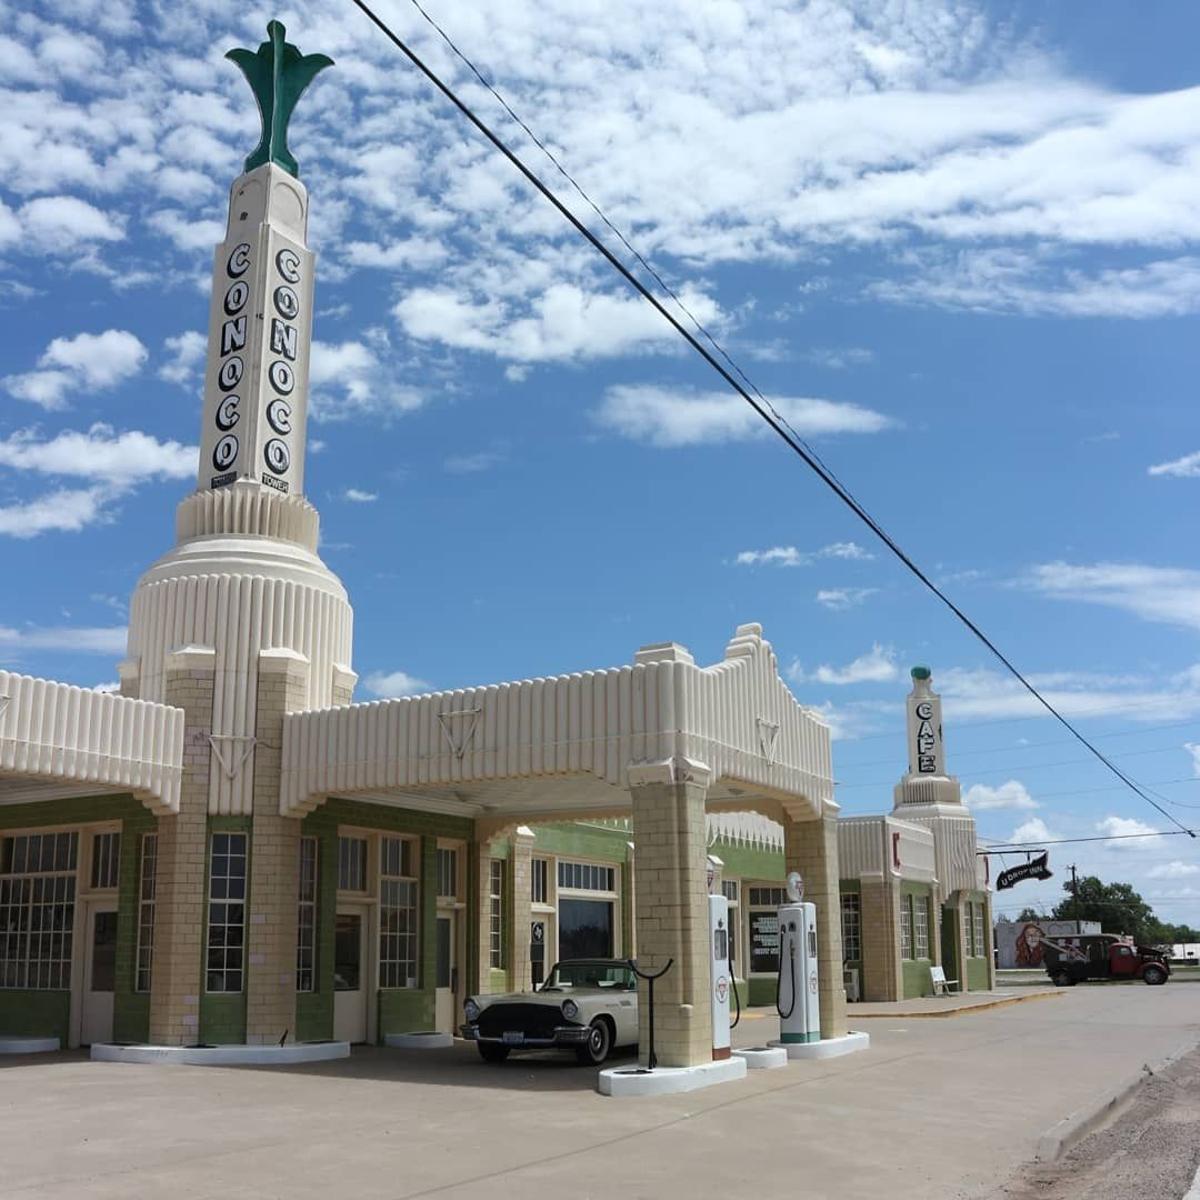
[996,852,1053,891]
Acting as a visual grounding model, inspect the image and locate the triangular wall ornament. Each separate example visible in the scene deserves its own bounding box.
[208,734,257,779]
[756,717,780,765]
[436,707,482,760]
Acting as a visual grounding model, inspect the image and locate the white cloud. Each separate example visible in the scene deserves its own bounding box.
[13,195,124,254]
[1147,861,1200,880]
[816,587,878,610]
[342,488,377,503]
[1149,451,1200,479]
[0,624,126,654]
[1009,817,1054,844]
[0,424,194,481]
[594,385,892,447]
[158,331,206,387]
[1095,815,1163,848]
[363,669,431,699]
[811,644,898,686]
[964,780,1038,811]
[445,449,506,474]
[309,339,424,422]
[1186,743,1200,776]
[4,330,146,410]
[802,347,875,370]
[1027,561,1200,633]
[0,486,114,538]
[736,541,873,568]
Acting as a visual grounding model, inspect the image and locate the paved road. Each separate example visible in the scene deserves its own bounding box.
[2,986,1198,1200]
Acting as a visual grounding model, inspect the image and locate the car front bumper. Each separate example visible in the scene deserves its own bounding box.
[460,1023,589,1048]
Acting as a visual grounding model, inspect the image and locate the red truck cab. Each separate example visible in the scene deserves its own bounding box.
[1044,933,1170,987]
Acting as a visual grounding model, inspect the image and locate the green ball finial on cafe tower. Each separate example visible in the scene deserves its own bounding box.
[227,21,334,179]
[910,665,931,681]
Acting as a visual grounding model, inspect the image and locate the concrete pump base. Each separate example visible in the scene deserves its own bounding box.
[598,1056,747,1097]
[90,1041,350,1066]
[0,1037,59,1055]
[769,1031,870,1060]
[733,1045,789,1069]
[384,1032,454,1050]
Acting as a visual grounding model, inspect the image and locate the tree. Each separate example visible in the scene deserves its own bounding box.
[1016,906,1047,923]
[1049,876,1161,944]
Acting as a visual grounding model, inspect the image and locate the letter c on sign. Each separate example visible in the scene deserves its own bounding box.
[915,701,933,721]
[215,395,240,430]
[266,398,292,435]
[276,248,301,284]
[227,243,251,278]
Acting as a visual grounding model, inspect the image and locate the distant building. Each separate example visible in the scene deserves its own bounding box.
[995,919,1102,969]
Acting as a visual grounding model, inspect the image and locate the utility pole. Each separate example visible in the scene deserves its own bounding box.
[1070,864,1080,934]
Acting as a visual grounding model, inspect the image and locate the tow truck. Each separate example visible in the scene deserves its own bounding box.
[1043,933,1170,987]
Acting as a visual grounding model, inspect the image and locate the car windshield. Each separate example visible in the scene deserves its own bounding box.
[542,961,635,991]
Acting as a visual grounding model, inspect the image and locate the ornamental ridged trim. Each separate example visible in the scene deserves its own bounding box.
[175,484,319,550]
[280,624,833,819]
[0,671,183,814]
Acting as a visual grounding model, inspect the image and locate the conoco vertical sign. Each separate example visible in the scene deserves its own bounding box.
[198,165,314,498]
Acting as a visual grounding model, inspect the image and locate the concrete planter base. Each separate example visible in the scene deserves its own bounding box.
[598,1056,747,1097]
[384,1032,454,1050]
[733,1045,789,1069]
[0,1036,60,1055]
[90,1041,350,1066]
[769,1031,870,1060]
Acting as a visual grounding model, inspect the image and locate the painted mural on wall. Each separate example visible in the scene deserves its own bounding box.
[995,919,1102,969]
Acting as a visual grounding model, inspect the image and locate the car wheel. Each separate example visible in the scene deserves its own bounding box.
[1143,965,1167,986]
[1052,969,1074,988]
[478,1043,510,1063]
[575,1018,612,1066]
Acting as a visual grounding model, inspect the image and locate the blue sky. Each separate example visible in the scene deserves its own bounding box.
[1,0,1198,923]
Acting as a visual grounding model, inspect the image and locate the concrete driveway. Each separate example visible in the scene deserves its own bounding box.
[2,985,1198,1200]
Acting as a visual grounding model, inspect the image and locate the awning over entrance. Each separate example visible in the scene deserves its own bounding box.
[279,623,833,822]
[0,671,184,814]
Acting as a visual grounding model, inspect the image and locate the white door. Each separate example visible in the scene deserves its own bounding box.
[333,908,368,1044]
[80,903,118,1046]
[435,913,457,1035]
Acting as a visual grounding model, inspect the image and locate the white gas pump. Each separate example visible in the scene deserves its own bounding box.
[776,871,820,1044]
[709,892,732,1060]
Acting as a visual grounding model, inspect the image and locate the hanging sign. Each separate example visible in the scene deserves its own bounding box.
[996,852,1053,891]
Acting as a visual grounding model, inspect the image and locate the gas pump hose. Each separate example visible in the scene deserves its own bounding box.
[776,940,797,1020]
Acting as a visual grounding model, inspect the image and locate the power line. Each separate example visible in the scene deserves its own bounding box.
[348,0,1195,838]
[979,829,1197,850]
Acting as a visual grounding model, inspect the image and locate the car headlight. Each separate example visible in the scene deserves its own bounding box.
[464,999,480,1022]
[561,999,579,1021]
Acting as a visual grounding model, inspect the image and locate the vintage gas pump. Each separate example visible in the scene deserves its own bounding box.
[709,892,732,1060]
[776,871,820,1044]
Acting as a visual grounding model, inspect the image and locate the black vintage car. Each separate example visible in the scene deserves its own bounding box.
[461,958,639,1064]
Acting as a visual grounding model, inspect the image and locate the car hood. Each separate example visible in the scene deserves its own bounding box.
[472,988,609,1008]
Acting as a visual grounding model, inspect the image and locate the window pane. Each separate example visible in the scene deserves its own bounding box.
[205,833,247,992]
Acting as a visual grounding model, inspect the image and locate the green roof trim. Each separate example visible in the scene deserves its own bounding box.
[227,20,333,179]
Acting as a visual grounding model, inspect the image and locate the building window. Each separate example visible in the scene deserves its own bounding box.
[136,833,157,993]
[900,894,913,959]
[338,836,367,892]
[721,879,740,968]
[489,860,505,969]
[296,837,318,992]
[748,886,787,909]
[380,836,418,988]
[0,832,78,990]
[840,892,861,963]
[206,832,247,993]
[557,861,614,892]
[913,894,929,959]
[531,857,549,904]
[436,846,458,899]
[972,903,986,959]
[90,831,121,890]
[721,879,740,904]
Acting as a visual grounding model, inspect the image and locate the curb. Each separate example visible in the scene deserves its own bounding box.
[1035,1035,1200,1162]
[853,991,1063,1020]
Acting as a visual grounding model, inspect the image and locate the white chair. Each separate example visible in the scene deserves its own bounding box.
[930,965,959,996]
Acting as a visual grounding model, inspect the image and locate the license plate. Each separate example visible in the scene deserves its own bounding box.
[502,1031,525,1045]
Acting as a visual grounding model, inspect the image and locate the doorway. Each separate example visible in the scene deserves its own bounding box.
[333,907,368,1043]
[80,903,117,1046]
[435,912,458,1034]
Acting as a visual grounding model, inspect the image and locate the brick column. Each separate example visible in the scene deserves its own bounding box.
[983,894,997,989]
[474,832,499,993]
[148,647,214,1045]
[860,876,902,1002]
[510,828,534,992]
[783,809,848,1039]
[629,759,712,1069]
[245,648,308,1044]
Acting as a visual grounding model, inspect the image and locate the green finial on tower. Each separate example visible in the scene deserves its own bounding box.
[910,665,931,681]
[227,21,333,179]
